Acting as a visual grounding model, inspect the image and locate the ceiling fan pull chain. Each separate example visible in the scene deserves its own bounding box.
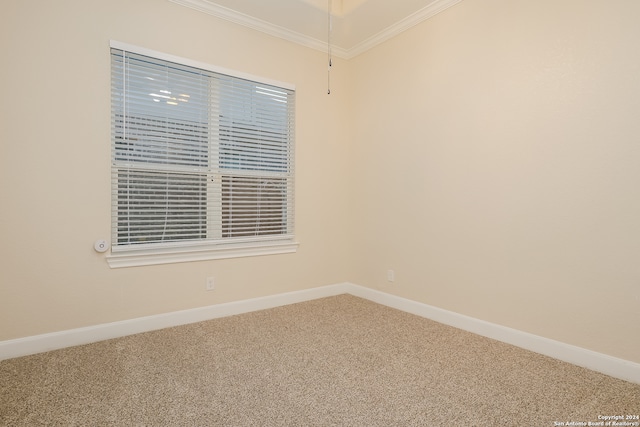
[328,0,332,94]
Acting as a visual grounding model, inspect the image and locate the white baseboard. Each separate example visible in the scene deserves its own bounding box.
[0,283,349,361]
[345,283,640,385]
[1,281,638,385]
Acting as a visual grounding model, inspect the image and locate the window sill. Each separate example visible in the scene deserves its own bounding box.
[106,240,299,268]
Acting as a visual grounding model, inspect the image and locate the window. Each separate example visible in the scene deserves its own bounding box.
[108,42,296,268]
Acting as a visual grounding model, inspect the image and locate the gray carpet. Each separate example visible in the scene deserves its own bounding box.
[1,294,638,426]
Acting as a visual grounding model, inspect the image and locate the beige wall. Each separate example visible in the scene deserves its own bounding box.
[0,0,351,339]
[1,0,639,364]
[348,0,640,362]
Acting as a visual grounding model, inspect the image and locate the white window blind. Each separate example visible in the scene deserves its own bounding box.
[110,45,295,259]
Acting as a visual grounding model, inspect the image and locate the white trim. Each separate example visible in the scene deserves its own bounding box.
[110,40,296,90]
[109,41,297,268]
[0,283,349,361]
[167,0,461,60]
[345,283,640,385]
[2,282,638,385]
[167,0,349,59]
[347,0,464,59]
[106,241,300,268]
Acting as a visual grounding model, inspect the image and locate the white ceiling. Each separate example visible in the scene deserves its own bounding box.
[169,0,463,59]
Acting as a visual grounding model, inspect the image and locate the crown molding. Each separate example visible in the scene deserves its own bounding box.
[168,0,350,58]
[168,0,462,60]
[346,0,464,59]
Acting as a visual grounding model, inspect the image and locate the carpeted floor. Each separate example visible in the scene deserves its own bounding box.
[1,294,639,426]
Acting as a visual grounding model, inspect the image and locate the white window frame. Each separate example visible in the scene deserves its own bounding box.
[107,41,297,268]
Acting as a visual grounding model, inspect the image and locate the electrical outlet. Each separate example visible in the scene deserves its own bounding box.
[387,269,395,282]
[206,277,215,291]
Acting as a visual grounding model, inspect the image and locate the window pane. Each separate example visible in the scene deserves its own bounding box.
[218,84,290,173]
[116,170,207,245]
[221,176,288,238]
[114,115,209,168]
